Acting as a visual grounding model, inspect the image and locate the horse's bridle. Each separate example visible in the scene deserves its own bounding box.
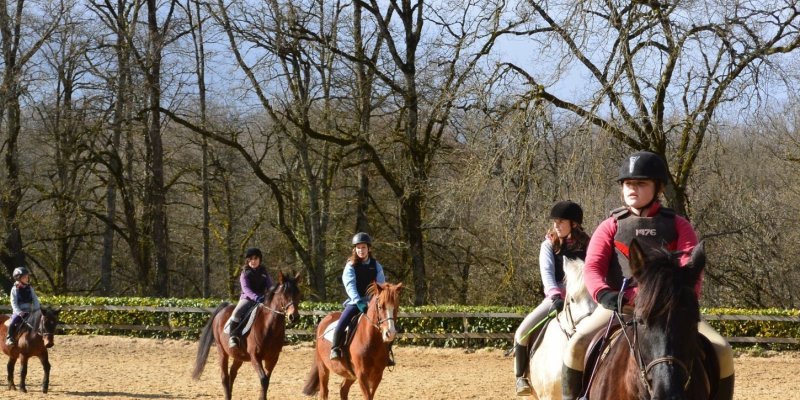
[364,301,395,333]
[25,313,56,339]
[620,314,694,396]
[259,283,296,315]
[558,295,592,338]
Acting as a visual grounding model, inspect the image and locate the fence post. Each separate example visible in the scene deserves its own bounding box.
[463,316,470,347]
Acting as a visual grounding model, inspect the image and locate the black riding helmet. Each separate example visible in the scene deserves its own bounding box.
[245,247,263,259]
[616,151,669,184]
[549,201,583,225]
[352,232,372,246]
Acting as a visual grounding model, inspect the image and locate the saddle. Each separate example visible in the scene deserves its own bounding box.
[236,304,263,338]
[580,317,721,398]
[324,313,362,355]
[3,313,34,338]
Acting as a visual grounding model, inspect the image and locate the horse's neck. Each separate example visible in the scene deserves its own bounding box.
[258,302,285,335]
[357,301,381,343]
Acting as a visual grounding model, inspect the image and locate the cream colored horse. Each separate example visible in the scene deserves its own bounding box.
[528,257,596,399]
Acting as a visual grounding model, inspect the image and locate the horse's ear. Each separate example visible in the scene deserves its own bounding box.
[629,239,646,276]
[277,270,285,284]
[395,283,403,292]
[690,241,706,272]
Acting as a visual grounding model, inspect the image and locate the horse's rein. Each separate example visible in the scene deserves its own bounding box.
[258,284,294,315]
[24,313,55,338]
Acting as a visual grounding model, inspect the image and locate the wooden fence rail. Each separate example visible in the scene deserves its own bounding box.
[2,305,798,345]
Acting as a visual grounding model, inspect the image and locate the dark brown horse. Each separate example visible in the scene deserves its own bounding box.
[192,271,301,400]
[302,282,403,400]
[0,307,60,393]
[588,240,709,400]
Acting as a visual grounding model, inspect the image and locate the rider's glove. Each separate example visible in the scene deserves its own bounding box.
[550,294,565,312]
[255,295,265,304]
[356,301,368,314]
[597,290,624,312]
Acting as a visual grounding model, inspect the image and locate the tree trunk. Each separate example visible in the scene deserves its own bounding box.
[147,0,170,297]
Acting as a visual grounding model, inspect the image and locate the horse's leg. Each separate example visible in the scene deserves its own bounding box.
[228,359,243,399]
[18,355,28,393]
[250,359,269,400]
[41,352,51,393]
[357,374,376,400]
[6,356,17,391]
[339,379,354,400]
[217,351,232,400]
[318,358,331,400]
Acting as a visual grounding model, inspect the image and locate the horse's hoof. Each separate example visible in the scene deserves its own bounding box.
[20,387,27,393]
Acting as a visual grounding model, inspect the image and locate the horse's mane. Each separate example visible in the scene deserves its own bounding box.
[367,282,400,306]
[265,272,300,304]
[563,257,588,300]
[29,308,44,331]
[634,248,700,326]
[29,308,58,332]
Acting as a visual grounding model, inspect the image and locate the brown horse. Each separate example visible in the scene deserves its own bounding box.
[192,271,301,400]
[587,240,709,400]
[302,282,403,400]
[0,307,60,393]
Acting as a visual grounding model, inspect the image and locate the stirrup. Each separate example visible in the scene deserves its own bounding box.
[5,337,16,347]
[228,336,239,348]
[330,347,342,360]
[515,376,533,396]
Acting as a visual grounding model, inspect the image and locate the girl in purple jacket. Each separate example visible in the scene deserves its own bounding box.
[224,247,273,348]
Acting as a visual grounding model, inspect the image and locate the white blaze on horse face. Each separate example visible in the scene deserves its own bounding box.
[382,306,397,342]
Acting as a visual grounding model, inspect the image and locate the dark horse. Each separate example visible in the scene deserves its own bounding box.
[588,239,710,400]
[302,282,403,400]
[192,271,301,400]
[0,307,60,393]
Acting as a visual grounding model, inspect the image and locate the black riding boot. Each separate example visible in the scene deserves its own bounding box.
[713,374,734,400]
[5,322,18,347]
[514,343,532,396]
[330,328,344,360]
[228,319,243,348]
[561,364,584,400]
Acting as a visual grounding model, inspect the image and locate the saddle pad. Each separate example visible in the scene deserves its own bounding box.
[322,320,340,343]
[240,304,261,336]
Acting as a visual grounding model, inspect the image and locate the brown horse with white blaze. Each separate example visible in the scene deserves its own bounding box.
[302,282,403,400]
[192,271,301,400]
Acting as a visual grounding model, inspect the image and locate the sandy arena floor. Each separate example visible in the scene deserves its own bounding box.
[1,335,798,399]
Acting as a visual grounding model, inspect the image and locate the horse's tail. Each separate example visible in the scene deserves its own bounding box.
[301,356,321,396]
[192,302,230,380]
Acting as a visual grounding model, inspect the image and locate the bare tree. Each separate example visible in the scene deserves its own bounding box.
[326,0,528,304]
[501,0,800,215]
[0,0,65,291]
[185,0,212,297]
[28,10,96,293]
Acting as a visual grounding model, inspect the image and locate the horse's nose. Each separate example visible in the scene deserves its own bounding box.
[288,311,299,326]
[383,328,396,342]
[45,337,54,348]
